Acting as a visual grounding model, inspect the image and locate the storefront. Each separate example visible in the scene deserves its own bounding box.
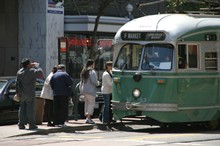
[62,15,129,84]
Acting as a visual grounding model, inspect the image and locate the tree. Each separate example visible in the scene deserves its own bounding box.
[89,0,114,59]
[64,0,114,60]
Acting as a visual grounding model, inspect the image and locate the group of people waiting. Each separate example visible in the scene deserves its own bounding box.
[16,57,114,130]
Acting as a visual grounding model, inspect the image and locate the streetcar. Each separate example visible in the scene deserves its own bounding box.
[112,14,220,129]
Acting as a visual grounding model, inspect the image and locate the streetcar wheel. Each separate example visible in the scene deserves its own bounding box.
[204,120,220,130]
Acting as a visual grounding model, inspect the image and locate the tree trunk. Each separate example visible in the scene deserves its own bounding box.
[89,0,113,59]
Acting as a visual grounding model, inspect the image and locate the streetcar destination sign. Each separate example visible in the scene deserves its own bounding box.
[121,31,166,41]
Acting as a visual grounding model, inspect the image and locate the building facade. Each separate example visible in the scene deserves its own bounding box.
[0,0,165,78]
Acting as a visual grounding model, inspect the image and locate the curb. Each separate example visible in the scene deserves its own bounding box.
[9,124,94,137]
[4,119,130,138]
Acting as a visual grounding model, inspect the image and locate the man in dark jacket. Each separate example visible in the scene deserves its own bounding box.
[16,58,43,130]
[50,64,73,127]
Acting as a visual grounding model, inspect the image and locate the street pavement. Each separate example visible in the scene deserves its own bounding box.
[0,118,102,139]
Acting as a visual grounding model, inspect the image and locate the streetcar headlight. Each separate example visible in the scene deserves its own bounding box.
[132,88,141,98]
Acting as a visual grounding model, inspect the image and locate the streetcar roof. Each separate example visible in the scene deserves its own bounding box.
[114,14,220,43]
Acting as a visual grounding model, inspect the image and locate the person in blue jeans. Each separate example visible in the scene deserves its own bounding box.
[16,58,43,130]
[101,61,113,124]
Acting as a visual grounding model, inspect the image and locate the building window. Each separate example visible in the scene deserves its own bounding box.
[63,34,114,79]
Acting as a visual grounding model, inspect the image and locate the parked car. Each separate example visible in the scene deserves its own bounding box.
[74,82,104,119]
[0,76,44,125]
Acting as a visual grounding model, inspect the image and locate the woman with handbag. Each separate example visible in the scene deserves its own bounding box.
[80,59,99,124]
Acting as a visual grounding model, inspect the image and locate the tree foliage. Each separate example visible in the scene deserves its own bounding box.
[165,0,220,13]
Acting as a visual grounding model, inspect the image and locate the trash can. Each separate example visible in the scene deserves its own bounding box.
[35,97,45,125]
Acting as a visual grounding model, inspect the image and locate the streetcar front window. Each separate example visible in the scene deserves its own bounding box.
[114,44,142,70]
[142,44,173,70]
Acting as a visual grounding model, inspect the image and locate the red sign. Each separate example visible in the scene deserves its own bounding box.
[98,40,112,47]
[59,37,67,53]
[68,37,91,48]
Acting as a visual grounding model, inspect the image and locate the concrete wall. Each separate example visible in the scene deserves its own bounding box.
[18,0,64,77]
[0,0,18,76]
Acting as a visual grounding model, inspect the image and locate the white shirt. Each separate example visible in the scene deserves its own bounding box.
[101,71,112,94]
[40,72,54,100]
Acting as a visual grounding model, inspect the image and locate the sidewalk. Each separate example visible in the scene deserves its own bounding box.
[0,118,102,139]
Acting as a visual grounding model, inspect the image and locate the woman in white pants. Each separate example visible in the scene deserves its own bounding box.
[80,59,99,124]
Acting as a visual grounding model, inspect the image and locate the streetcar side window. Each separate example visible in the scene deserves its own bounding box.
[142,44,173,70]
[178,44,187,69]
[204,52,217,70]
[188,45,198,68]
[114,44,142,70]
[178,44,199,69]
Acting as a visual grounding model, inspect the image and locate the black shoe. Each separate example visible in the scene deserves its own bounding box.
[47,123,55,127]
[29,125,38,130]
[18,125,25,130]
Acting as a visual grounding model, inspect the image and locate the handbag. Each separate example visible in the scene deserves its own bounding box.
[13,94,20,102]
[79,81,83,93]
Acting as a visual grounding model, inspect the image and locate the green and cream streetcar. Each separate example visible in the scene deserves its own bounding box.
[112,14,220,129]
